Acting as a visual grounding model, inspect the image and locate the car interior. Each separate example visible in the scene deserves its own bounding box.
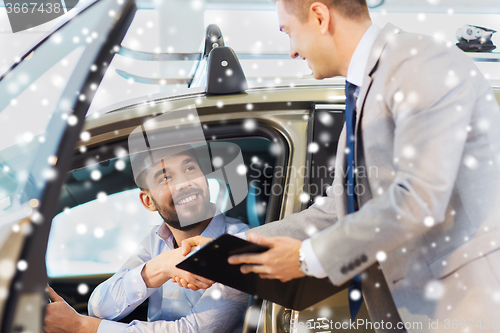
[47,128,286,324]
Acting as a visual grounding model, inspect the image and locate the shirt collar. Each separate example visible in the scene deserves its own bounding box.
[156,205,225,248]
[346,24,381,88]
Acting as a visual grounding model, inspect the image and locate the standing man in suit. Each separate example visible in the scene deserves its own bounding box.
[182,0,500,331]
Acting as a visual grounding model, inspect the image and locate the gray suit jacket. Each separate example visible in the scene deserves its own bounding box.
[250,24,500,332]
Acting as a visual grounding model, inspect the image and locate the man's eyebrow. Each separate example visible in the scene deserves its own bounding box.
[152,157,196,180]
[182,157,195,165]
[153,161,169,180]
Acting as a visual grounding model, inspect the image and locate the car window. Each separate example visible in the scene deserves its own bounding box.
[47,136,281,278]
[303,106,345,207]
[0,0,124,218]
[0,47,85,215]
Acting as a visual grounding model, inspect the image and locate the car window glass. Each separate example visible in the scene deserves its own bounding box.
[0,0,115,217]
[304,108,344,204]
[47,137,278,278]
[86,9,199,117]
[0,48,84,213]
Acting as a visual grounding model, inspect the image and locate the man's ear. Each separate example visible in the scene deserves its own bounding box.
[139,190,157,212]
[310,2,332,35]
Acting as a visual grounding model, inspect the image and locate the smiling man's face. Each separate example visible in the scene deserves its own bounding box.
[277,0,341,79]
[142,152,212,231]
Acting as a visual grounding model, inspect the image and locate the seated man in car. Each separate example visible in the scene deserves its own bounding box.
[44,145,250,333]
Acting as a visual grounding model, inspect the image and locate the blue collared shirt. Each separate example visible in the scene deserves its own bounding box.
[88,210,250,333]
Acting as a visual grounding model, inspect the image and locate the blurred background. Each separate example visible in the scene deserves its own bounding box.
[1,0,499,116]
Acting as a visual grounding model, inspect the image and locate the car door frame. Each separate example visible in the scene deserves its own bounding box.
[0,0,137,331]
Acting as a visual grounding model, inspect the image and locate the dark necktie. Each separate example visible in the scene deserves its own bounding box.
[345,81,363,320]
[345,81,357,214]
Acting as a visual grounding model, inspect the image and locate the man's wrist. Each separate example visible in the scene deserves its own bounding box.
[141,262,153,288]
[141,261,167,288]
[77,314,102,333]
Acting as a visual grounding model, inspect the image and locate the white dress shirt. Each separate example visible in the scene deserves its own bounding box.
[89,210,250,333]
[301,24,382,279]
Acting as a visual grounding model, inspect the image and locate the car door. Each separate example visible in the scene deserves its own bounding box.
[0,0,136,331]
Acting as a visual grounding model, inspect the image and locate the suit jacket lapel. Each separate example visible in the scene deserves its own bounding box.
[336,24,403,216]
[355,23,402,132]
[352,24,402,205]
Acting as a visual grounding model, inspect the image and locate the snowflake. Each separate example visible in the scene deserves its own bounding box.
[311,196,324,206]
[78,283,89,295]
[318,307,332,318]
[308,142,320,154]
[417,13,426,21]
[319,132,331,143]
[425,280,445,300]
[424,216,435,227]
[463,155,479,169]
[350,289,361,301]
[244,119,257,131]
[80,131,91,141]
[394,91,404,103]
[212,157,223,168]
[97,192,107,202]
[402,145,416,159]
[94,228,105,238]
[236,164,247,175]
[76,224,87,235]
[299,193,310,203]
[210,288,222,300]
[17,260,28,271]
[91,170,102,181]
[305,224,317,236]
[376,251,387,262]
[270,144,282,156]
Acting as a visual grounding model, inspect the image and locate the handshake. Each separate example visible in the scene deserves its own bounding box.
[168,233,305,291]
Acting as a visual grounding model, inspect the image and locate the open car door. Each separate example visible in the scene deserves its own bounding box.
[0,0,136,331]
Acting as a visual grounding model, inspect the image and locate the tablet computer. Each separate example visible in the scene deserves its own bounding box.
[176,233,351,311]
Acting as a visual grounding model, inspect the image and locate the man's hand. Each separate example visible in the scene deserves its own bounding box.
[181,236,214,256]
[141,247,214,291]
[227,233,306,282]
[43,286,101,333]
[170,236,216,290]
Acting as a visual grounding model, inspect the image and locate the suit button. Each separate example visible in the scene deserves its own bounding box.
[354,259,361,267]
[348,262,355,271]
[341,266,348,274]
[360,254,368,263]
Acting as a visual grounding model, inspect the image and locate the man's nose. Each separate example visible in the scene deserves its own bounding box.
[289,40,299,59]
[172,175,192,191]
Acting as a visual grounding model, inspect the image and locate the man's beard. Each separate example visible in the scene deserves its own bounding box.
[152,192,212,231]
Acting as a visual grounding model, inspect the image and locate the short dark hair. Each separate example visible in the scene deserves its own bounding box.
[133,147,201,191]
[275,0,369,21]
